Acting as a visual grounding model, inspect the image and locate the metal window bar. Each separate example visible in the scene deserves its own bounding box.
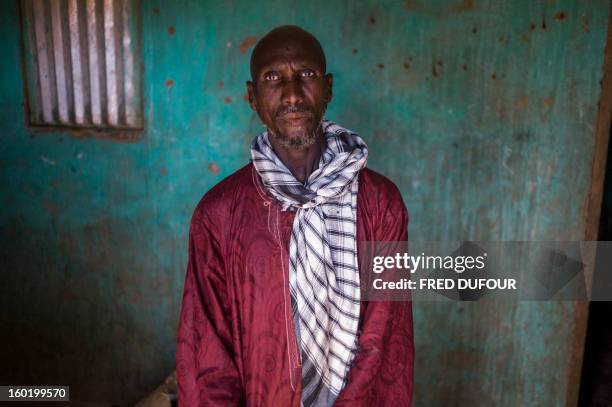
[20,0,142,130]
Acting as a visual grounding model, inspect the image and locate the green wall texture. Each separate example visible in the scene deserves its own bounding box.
[0,0,609,405]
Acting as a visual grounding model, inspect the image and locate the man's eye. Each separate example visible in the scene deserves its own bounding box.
[264,73,280,81]
[300,70,315,78]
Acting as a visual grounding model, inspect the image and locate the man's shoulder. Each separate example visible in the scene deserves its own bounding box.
[358,168,409,239]
[360,167,403,201]
[358,167,408,224]
[192,163,254,219]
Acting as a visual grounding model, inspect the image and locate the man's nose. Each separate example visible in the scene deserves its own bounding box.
[281,78,304,105]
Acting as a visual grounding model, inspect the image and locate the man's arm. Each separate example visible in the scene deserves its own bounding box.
[176,205,242,406]
[335,187,414,406]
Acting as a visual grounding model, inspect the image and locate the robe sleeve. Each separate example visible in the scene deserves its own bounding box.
[335,186,414,406]
[176,205,243,406]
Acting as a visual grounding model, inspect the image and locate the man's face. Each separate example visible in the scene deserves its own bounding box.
[247,40,332,150]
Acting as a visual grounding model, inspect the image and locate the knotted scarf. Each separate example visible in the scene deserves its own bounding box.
[251,120,368,406]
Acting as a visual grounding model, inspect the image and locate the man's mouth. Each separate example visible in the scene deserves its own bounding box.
[282,113,310,122]
[279,112,312,126]
[277,106,312,123]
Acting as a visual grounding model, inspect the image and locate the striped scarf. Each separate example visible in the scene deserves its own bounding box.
[251,120,368,406]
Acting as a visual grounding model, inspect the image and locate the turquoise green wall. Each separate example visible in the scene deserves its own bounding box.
[1,0,609,405]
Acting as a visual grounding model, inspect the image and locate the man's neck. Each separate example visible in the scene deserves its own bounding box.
[269,131,326,184]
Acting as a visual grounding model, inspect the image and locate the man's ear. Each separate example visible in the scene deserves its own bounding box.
[246,81,257,111]
[324,73,333,103]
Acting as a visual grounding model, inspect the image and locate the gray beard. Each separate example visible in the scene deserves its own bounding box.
[270,121,322,151]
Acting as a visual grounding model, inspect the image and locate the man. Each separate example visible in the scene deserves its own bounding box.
[176,25,413,406]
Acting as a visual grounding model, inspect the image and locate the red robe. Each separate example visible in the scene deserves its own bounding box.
[176,164,414,406]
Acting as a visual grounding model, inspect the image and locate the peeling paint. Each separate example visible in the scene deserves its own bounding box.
[582,15,590,32]
[208,162,220,174]
[240,36,258,54]
[450,0,475,13]
[517,95,529,109]
[544,96,554,107]
[432,61,439,77]
[41,156,56,166]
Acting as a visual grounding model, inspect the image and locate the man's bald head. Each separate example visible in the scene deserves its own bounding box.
[250,25,326,80]
[246,25,333,152]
